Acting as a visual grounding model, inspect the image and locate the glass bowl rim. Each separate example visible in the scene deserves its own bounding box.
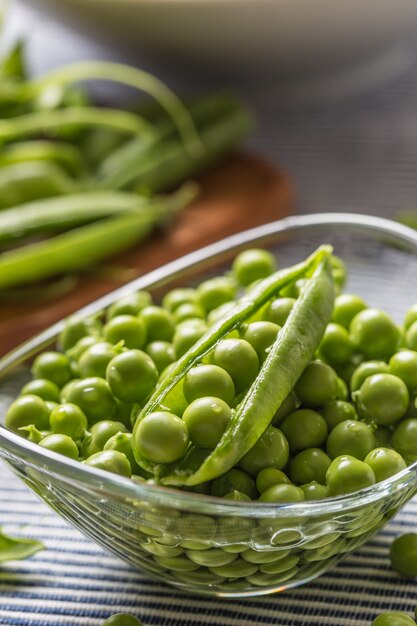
[1,211,417,519]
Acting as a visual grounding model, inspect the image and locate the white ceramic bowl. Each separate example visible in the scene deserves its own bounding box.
[23,0,417,79]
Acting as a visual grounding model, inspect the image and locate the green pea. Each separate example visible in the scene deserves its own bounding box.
[183,364,235,404]
[350,360,390,393]
[239,426,289,476]
[256,468,291,494]
[260,553,299,574]
[330,255,347,291]
[185,548,237,567]
[5,395,50,433]
[197,276,237,312]
[58,315,101,352]
[104,432,140,473]
[299,481,328,500]
[392,419,417,463]
[350,308,400,359]
[208,558,258,578]
[332,293,367,329]
[65,377,116,425]
[259,483,305,503]
[66,336,98,363]
[336,377,349,401]
[31,351,72,387]
[101,614,144,626]
[294,360,338,407]
[106,350,158,403]
[241,321,280,362]
[211,338,259,392]
[263,297,296,327]
[319,323,353,365]
[271,390,299,426]
[161,288,198,312]
[173,320,207,357]
[154,554,200,572]
[281,409,328,453]
[372,613,416,626]
[173,302,206,323]
[211,468,257,499]
[39,433,79,459]
[405,303,417,330]
[183,396,231,449]
[84,450,131,477]
[390,350,417,392]
[322,400,357,430]
[232,248,276,286]
[83,420,127,457]
[133,411,189,464]
[21,379,60,402]
[49,403,87,440]
[364,447,406,483]
[242,548,291,564]
[207,302,235,325]
[326,420,377,460]
[78,341,120,378]
[355,373,409,426]
[222,490,251,501]
[106,290,152,320]
[103,315,146,350]
[390,533,417,577]
[138,306,175,342]
[326,455,375,496]
[289,448,331,485]
[144,341,176,374]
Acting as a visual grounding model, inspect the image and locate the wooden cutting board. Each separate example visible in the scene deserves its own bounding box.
[0,152,294,356]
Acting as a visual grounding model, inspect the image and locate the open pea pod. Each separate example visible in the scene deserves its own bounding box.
[132,245,334,482]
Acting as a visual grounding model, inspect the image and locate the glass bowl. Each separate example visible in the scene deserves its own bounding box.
[1,213,417,598]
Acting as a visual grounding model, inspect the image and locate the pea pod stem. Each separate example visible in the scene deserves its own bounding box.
[133,245,332,475]
[21,61,202,156]
[0,183,197,290]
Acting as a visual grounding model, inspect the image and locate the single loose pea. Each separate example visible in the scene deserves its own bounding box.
[173,320,207,357]
[103,315,146,350]
[133,411,189,464]
[162,287,198,312]
[66,336,98,363]
[289,448,331,485]
[5,395,50,433]
[232,248,277,286]
[39,433,79,459]
[241,321,280,362]
[211,338,259,392]
[263,297,296,327]
[355,373,409,425]
[31,351,72,387]
[390,533,417,577]
[390,350,417,392]
[106,290,152,320]
[406,322,417,351]
[183,397,231,449]
[239,426,289,476]
[58,316,101,352]
[106,350,158,403]
[211,468,257,499]
[173,302,206,323]
[104,432,140,474]
[405,304,417,329]
[83,420,127,457]
[65,377,116,425]
[144,341,176,373]
[319,323,353,365]
[256,468,291,494]
[183,364,235,404]
[294,360,338,407]
[197,276,237,312]
[271,390,299,426]
[372,613,416,626]
[326,455,375,496]
[322,400,357,430]
[392,419,417,463]
[84,450,131,477]
[332,293,367,329]
[49,403,87,440]
[259,483,305,503]
[281,409,328,453]
[326,420,377,460]
[78,341,120,378]
[101,614,144,626]
[364,447,406,482]
[21,379,60,402]
[350,308,400,359]
[350,360,390,393]
[300,482,328,500]
[138,306,175,342]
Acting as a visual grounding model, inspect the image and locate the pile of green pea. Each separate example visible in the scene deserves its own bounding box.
[5,246,417,504]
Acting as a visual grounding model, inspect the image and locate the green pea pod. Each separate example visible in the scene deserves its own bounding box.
[0,528,44,562]
[0,183,197,290]
[132,245,333,475]
[0,161,78,210]
[0,140,87,176]
[0,41,26,81]
[0,191,156,243]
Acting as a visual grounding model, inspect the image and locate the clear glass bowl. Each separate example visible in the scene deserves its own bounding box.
[1,213,417,598]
